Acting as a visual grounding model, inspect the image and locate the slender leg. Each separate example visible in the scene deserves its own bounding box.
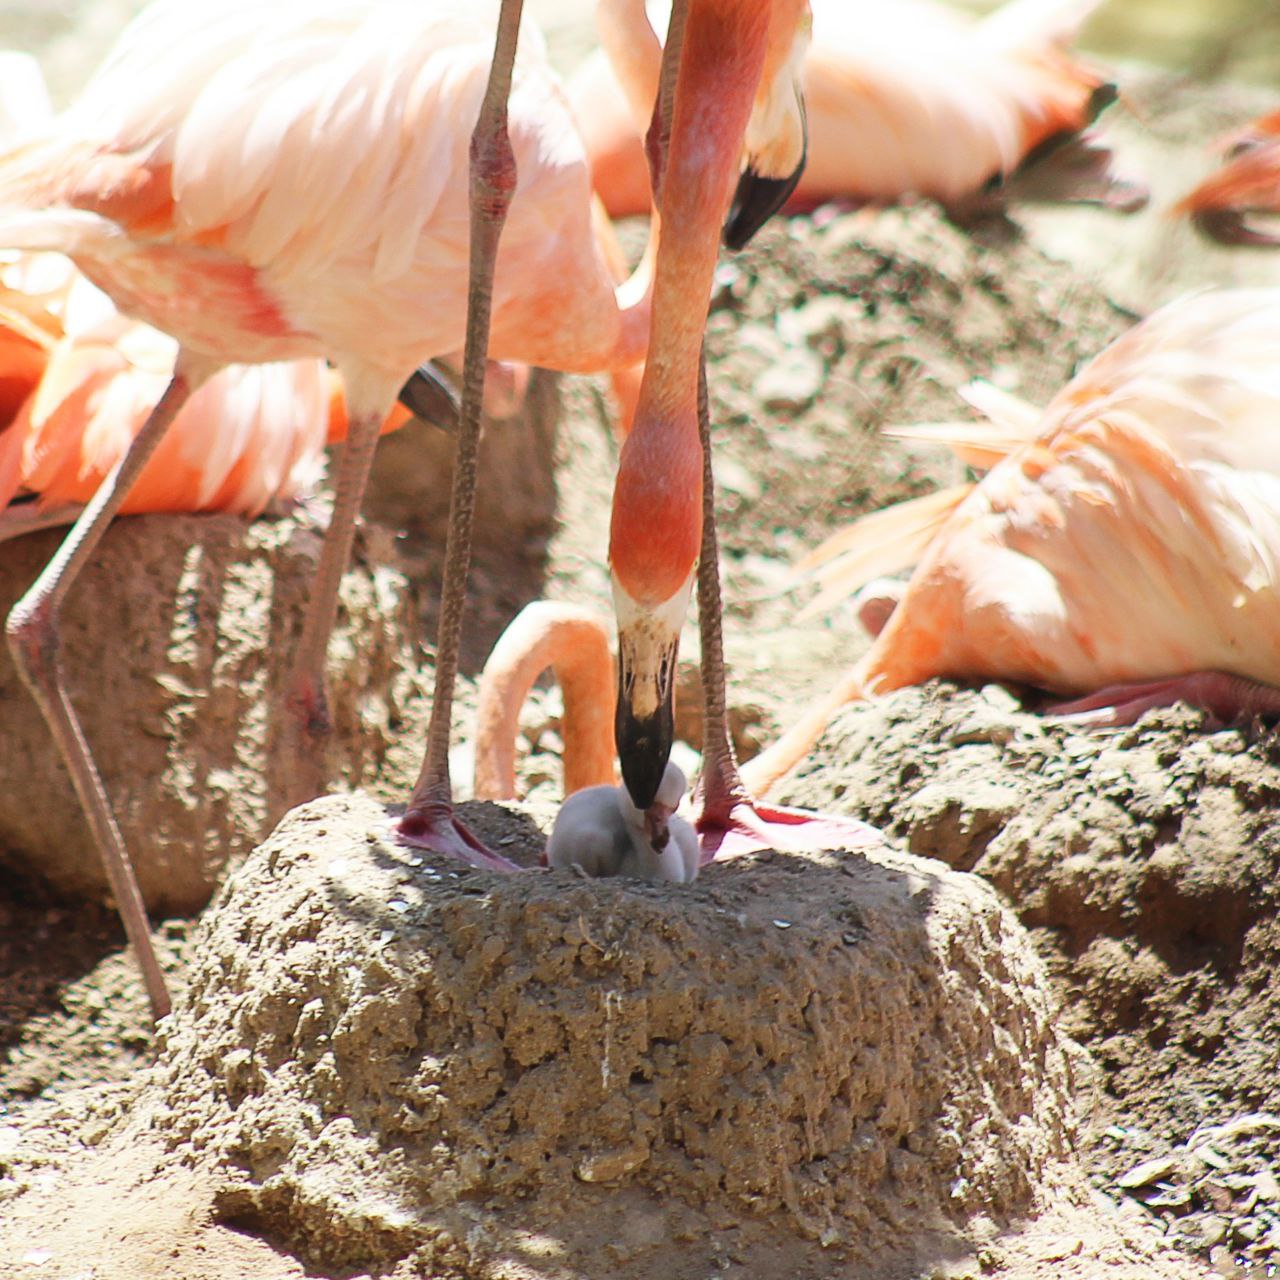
[689,351,883,863]
[397,0,524,871]
[280,400,388,805]
[1048,672,1280,728]
[6,357,216,1021]
[644,0,688,203]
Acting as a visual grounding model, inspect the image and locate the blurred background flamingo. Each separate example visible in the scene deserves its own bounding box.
[569,0,1148,224]
[736,287,1280,797]
[0,251,407,541]
[1179,108,1280,245]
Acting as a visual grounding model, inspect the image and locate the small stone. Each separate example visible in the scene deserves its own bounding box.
[575,1145,650,1183]
[776,297,847,348]
[1199,1216,1230,1248]
[1117,1154,1179,1189]
[755,349,824,411]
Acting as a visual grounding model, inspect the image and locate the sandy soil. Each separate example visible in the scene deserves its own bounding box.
[3,10,1280,1280]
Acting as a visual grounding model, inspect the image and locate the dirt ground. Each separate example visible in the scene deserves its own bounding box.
[4,12,1280,1280]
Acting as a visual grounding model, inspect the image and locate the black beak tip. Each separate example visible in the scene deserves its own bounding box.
[398,361,461,432]
[722,163,804,251]
[615,701,674,812]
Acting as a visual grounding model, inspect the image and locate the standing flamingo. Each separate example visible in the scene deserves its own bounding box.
[570,0,1147,223]
[401,0,875,872]
[738,288,1280,798]
[1178,109,1280,246]
[571,0,875,860]
[0,0,656,1017]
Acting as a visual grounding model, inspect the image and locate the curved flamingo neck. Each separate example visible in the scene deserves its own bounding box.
[610,0,773,605]
[473,604,617,800]
[596,0,663,136]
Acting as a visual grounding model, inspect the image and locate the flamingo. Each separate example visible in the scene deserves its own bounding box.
[569,0,1147,224]
[0,2,656,1017]
[1178,109,1280,247]
[0,257,409,539]
[736,288,1280,799]
[588,0,876,862]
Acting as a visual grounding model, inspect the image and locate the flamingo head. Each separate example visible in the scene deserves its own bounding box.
[610,567,693,811]
[722,1,810,249]
[609,406,701,809]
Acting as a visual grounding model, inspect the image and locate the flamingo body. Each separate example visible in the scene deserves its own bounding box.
[572,0,1133,220]
[744,288,1280,794]
[0,0,649,392]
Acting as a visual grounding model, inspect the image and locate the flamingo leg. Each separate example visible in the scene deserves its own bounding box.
[1048,671,1280,728]
[5,358,216,1021]
[397,0,524,872]
[689,353,882,863]
[280,403,386,804]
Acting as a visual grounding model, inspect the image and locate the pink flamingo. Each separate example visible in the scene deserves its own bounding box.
[405,0,872,870]
[738,288,1280,798]
[0,2,655,1016]
[569,0,1146,224]
[1178,109,1280,246]
[0,261,400,538]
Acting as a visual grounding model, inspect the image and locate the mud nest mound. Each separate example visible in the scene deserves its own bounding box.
[157,792,1082,1279]
[0,515,426,913]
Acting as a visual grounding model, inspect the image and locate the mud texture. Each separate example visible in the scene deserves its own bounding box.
[0,514,426,913]
[776,683,1280,1270]
[154,792,1079,1279]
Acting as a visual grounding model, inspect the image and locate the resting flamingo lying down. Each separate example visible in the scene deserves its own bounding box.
[735,287,1280,797]
[1178,109,1280,247]
[570,0,1146,223]
[0,256,405,538]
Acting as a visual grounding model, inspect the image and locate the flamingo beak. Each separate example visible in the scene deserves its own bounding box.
[397,361,461,431]
[722,98,807,251]
[614,619,678,811]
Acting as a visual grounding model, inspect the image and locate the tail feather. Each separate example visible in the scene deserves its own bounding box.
[975,0,1101,56]
[793,483,974,621]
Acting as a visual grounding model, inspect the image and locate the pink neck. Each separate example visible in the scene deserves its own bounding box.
[611,0,772,605]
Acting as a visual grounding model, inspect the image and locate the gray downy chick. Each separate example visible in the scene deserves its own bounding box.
[546,761,700,883]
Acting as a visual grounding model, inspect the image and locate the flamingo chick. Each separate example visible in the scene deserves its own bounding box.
[742,288,1280,797]
[548,760,699,883]
[571,0,1146,223]
[1178,109,1280,247]
[469,601,696,879]
[0,3,655,1013]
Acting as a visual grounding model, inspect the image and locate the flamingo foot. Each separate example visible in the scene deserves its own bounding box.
[1047,671,1280,729]
[696,798,883,864]
[394,801,523,873]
